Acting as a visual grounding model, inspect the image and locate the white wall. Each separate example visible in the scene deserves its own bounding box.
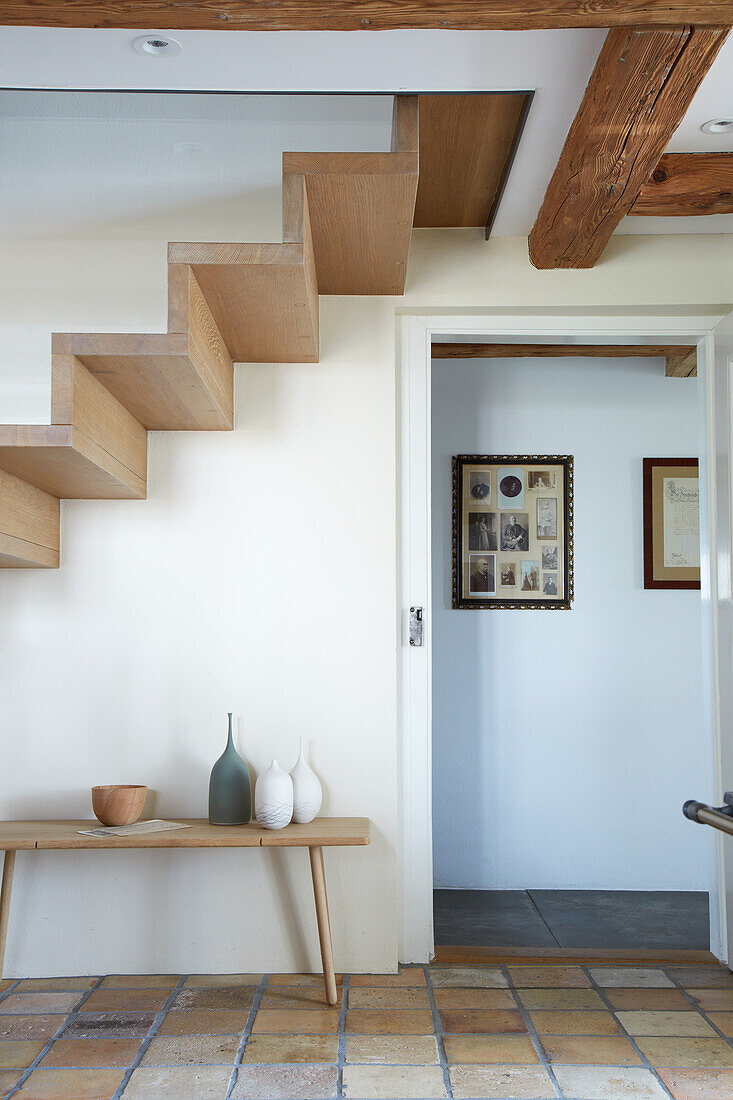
[0,231,732,974]
[431,354,711,891]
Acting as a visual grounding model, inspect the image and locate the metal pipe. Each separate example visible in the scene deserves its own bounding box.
[684,797,733,837]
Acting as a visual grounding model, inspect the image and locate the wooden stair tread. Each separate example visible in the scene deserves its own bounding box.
[52,268,233,431]
[0,357,147,500]
[282,98,418,297]
[283,150,418,295]
[414,92,530,231]
[169,176,319,364]
[0,426,145,500]
[0,469,60,568]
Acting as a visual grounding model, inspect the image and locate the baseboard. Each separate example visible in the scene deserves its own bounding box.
[432,945,721,966]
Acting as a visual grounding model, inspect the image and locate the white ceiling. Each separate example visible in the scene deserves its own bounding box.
[1,27,732,240]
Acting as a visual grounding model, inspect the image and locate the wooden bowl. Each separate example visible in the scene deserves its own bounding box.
[91,785,147,827]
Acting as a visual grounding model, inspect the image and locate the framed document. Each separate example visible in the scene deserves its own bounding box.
[453,455,574,610]
[643,458,700,590]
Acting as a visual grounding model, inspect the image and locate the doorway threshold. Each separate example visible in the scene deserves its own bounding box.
[433,945,720,966]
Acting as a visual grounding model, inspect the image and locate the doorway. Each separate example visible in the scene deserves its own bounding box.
[398,310,733,967]
[431,348,710,955]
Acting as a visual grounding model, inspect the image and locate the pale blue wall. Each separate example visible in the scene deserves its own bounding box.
[431,355,713,890]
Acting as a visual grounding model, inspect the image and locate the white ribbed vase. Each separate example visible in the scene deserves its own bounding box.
[254,760,293,830]
[290,738,322,824]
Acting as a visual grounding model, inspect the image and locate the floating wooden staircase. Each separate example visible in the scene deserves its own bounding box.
[0,96,420,569]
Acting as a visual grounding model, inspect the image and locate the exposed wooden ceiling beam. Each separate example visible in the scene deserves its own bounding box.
[630,152,733,216]
[528,25,730,269]
[2,2,733,30]
[431,342,698,376]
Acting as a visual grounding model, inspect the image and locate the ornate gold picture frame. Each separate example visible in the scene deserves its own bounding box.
[452,454,574,610]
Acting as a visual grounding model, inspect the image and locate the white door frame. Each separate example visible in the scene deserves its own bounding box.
[398,308,730,965]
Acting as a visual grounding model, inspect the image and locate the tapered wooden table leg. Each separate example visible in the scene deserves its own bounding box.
[0,852,15,979]
[309,845,337,1005]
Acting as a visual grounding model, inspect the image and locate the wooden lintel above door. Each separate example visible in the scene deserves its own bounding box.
[431,342,698,378]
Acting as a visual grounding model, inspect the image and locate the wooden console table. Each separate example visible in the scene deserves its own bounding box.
[0,817,370,1005]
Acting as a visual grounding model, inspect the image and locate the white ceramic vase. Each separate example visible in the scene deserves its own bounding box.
[290,738,322,824]
[254,760,293,829]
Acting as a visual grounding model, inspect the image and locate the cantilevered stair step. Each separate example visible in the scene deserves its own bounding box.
[0,356,147,499]
[52,267,234,431]
[0,469,60,568]
[169,176,319,364]
[283,96,419,296]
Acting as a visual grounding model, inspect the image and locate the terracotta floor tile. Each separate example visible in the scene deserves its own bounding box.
[686,989,733,1011]
[15,1067,125,1098]
[348,988,430,1010]
[267,974,343,988]
[449,1064,556,1099]
[231,1064,338,1099]
[97,975,179,990]
[433,989,516,1010]
[241,1035,338,1063]
[157,1010,249,1036]
[82,990,169,1013]
[604,988,692,1011]
[665,968,733,989]
[657,1067,733,1098]
[350,969,426,987]
[345,1010,434,1035]
[120,1065,232,1098]
[542,1035,641,1065]
[429,967,508,989]
[440,1009,526,1034]
[140,1034,240,1066]
[171,988,256,1012]
[552,1065,669,1098]
[260,988,342,1009]
[62,1013,155,1039]
[589,968,675,989]
[0,1018,65,1042]
[14,980,98,993]
[707,1012,733,1037]
[38,1038,139,1068]
[0,1070,21,1097]
[636,1037,733,1067]
[529,1010,621,1035]
[0,1041,46,1068]
[345,1035,439,1064]
[183,975,262,988]
[251,1009,339,1034]
[616,1011,717,1037]
[443,1034,539,1064]
[515,988,605,1011]
[341,1063,446,1098]
[507,966,591,988]
[0,994,83,1016]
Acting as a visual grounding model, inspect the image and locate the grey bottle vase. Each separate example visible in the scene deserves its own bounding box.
[208,712,252,825]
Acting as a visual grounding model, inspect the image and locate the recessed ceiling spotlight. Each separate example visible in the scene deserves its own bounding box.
[132,35,182,58]
[700,117,733,135]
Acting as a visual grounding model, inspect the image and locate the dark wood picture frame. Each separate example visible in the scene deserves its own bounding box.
[643,457,701,590]
[452,454,574,610]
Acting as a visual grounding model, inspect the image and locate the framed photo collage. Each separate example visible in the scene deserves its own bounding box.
[452,455,574,610]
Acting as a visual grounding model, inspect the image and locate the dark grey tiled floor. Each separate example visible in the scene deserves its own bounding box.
[434,888,710,949]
